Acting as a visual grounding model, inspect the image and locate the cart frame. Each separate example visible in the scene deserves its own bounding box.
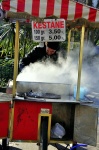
[1,0,99,149]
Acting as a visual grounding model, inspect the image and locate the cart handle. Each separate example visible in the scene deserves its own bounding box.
[70,143,87,150]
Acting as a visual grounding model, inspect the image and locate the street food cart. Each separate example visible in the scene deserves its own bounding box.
[0,0,99,150]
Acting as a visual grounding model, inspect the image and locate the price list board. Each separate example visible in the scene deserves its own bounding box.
[32,19,66,42]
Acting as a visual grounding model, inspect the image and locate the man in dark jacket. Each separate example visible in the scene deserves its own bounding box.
[19,42,60,71]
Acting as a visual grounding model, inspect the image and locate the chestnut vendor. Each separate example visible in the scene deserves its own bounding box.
[19,42,60,71]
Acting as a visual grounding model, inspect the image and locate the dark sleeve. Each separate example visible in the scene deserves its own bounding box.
[20,46,46,67]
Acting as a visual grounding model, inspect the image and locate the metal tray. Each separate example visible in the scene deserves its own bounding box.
[16,81,71,98]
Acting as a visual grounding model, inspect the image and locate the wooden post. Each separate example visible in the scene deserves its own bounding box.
[10,21,19,140]
[12,21,19,97]
[76,25,85,101]
[67,29,71,53]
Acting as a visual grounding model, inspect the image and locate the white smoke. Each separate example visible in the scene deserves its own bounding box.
[17,40,99,93]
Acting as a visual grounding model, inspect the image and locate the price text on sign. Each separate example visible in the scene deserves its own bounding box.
[32,19,66,42]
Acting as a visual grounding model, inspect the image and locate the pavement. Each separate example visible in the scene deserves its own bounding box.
[0,141,99,150]
[0,142,58,150]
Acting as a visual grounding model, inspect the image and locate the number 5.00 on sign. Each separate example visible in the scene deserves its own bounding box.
[32,19,66,42]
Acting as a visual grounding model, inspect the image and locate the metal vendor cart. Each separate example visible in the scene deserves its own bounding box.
[0,0,99,150]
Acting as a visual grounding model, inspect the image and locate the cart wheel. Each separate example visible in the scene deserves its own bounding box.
[39,117,48,150]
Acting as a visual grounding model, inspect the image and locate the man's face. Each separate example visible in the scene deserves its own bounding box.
[46,47,56,55]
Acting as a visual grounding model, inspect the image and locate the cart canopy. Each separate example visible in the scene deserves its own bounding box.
[1,0,99,23]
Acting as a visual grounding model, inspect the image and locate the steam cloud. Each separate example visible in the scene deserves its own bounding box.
[17,41,99,92]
